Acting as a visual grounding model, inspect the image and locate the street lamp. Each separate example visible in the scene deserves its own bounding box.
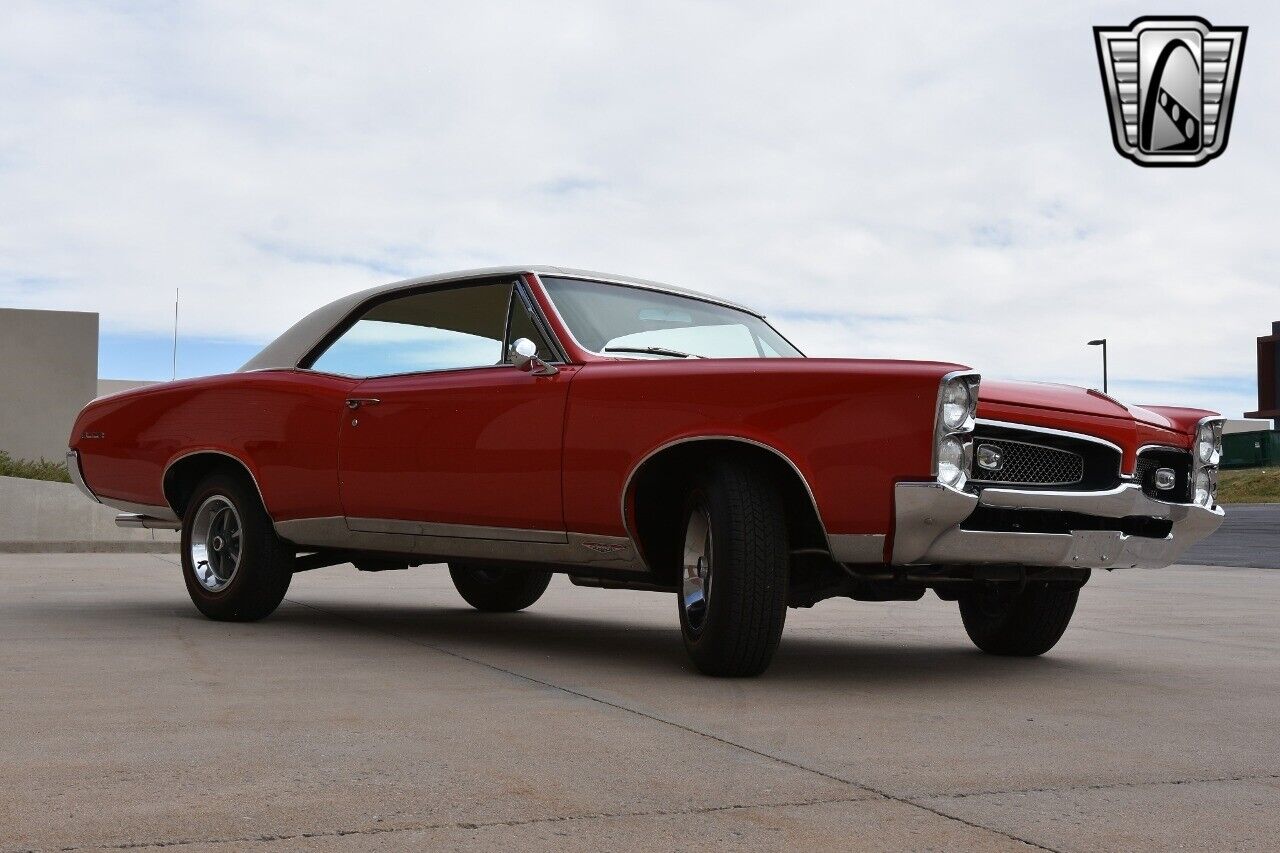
[1087,339,1108,394]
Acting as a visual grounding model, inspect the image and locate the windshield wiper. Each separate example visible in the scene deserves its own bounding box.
[603,346,706,359]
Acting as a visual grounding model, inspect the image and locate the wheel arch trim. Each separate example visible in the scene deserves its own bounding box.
[162,449,273,522]
[619,434,832,556]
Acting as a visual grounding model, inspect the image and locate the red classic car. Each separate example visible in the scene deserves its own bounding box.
[67,267,1225,676]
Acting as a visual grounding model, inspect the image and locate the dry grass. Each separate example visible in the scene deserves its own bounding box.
[0,450,71,483]
[1218,467,1280,504]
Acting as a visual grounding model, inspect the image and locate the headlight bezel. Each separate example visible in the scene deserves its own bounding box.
[937,434,968,489]
[1195,419,1223,466]
[941,379,973,431]
[1193,469,1212,506]
[1192,416,1225,508]
[932,371,980,489]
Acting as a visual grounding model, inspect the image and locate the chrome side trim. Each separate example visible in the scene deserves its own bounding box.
[161,449,272,522]
[348,517,567,543]
[828,534,886,563]
[65,450,100,504]
[296,362,517,382]
[273,518,648,572]
[618,435,832,565]
[115,513,182,531]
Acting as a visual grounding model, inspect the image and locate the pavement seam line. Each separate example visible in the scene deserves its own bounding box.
[914,771,1280,801]
[286,597,1061,853]
[28,794,872,852]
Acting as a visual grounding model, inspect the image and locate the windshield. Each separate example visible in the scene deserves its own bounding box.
[540,277,803,359]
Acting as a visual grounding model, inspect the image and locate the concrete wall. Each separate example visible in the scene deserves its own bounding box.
[0,308,98,462]
[0,476,179,553]
[97,378,157,398]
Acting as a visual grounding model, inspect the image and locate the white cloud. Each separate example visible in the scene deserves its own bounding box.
[1,1,1276,416]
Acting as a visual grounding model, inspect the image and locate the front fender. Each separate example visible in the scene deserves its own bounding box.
[562,358,963,540]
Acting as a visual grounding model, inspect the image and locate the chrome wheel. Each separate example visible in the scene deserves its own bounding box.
[682,504,713,633]
[189,495,243,593]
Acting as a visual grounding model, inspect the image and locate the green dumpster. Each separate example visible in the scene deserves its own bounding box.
[1222,430,1280,469]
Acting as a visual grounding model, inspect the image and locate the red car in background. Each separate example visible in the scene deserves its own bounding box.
[67,267,1225,676]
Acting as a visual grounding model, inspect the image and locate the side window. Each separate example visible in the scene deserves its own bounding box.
[310,282,511,377]
[504,290,557,364]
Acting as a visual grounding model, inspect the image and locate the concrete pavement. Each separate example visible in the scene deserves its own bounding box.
[2,554,1279,851]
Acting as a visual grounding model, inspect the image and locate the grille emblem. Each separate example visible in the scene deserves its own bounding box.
[976,444,1003,472]
[1154,468,1177,490]
[1094,16,1247,167]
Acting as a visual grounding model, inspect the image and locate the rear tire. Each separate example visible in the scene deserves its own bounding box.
[959,582,1079,656]
[677,459,789,677]
[448,563,552,612]
[181,472,293,622]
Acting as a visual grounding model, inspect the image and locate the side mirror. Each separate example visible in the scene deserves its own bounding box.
[509,338,558,376]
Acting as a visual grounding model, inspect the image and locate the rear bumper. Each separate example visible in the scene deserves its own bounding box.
[891,481,1224,569]
[65,450,100,504]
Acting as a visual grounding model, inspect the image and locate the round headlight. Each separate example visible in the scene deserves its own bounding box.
[942,379,971,431]
[937,435,967,489]
[1196,422,1220,465]
[1194,469,1212,506]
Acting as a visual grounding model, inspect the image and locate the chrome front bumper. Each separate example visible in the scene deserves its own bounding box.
[892,481,1224,569]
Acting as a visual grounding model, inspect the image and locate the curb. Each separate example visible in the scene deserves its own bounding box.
[0,541,180,554]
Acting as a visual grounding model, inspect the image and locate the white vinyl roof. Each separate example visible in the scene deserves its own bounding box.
[239,265,760,372]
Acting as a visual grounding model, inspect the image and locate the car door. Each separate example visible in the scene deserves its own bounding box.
[310,278,572,536]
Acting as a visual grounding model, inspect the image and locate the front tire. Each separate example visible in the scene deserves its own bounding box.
[678,460,789,677]
[448,563,552,612]
[958,582,1080,656]
[181,472,293,622]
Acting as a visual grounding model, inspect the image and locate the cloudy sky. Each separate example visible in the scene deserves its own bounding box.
[2,1,1276,417]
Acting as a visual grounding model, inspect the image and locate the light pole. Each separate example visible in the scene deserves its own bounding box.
[1087,339,1108,394]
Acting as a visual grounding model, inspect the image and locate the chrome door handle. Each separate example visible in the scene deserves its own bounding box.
[345,398,381,410]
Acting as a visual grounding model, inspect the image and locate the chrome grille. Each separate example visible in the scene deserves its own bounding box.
[972,439,1084,486]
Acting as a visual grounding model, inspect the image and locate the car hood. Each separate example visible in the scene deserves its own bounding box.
[978,379,1176,430]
